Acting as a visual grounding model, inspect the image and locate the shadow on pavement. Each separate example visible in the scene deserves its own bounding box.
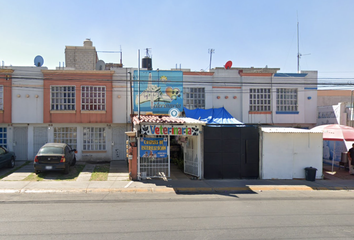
[323,164,354,180]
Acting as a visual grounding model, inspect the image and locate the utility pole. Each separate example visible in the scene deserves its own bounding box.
[128,71,133,130]
[138,49,140,119]
[297,20,300,73]
[208,49,215,71]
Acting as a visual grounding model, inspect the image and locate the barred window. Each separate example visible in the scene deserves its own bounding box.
[0,86,3,110]
[276,88,298,112]
[183,87,205,109]
[249,88,271,111]
[81,86,106,111]
[54,127,77,149]
[83,127,106,151]
[51,86,76,110]
[0,127,7,148]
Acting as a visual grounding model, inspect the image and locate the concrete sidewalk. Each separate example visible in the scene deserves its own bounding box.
[1,160,354,194]
[1,177,354,194]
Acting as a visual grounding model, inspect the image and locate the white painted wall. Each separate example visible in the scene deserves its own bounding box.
[203,69,318,126]
[11,67,46,123]
[303,71,318,124]
[112,68,134,124]
[260,129,323,179]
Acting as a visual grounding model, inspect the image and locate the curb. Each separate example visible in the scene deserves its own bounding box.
[0,186,353,194]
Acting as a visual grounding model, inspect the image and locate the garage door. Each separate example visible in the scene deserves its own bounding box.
[204,126,259,179]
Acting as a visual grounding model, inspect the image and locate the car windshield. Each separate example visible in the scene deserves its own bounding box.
[39,147,63,154]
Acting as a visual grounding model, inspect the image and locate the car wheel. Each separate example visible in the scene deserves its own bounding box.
[8,157,15,168]
[71,157,76,166]
[63,164,70,174]
[35,170,40,175]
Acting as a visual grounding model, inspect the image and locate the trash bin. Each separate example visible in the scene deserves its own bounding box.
[304,167,317,181]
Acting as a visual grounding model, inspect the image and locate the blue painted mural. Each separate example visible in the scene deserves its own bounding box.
[133,70,183,114]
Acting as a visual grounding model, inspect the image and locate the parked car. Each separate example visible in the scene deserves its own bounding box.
[0,146,16,169]
[34,143,77,174]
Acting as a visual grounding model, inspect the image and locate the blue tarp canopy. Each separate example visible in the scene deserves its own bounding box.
[184,107,243,124]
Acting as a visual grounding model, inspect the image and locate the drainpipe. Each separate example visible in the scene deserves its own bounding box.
[351,90,353,127]
[271,74,274,125]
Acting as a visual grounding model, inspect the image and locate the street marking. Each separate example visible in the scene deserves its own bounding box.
[124,181,133,188]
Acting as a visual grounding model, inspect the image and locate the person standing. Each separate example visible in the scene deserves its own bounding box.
[347,143,354,174]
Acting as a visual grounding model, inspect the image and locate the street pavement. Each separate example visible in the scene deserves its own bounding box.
[0,160,354,194]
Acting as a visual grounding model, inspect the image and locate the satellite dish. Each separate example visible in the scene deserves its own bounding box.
[224,60,232,69]
[96,60,106,70]
[34,55,44,67]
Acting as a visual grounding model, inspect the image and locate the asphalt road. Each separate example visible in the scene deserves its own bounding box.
[1,191,354,240]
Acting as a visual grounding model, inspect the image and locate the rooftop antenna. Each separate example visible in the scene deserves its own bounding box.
[208,48,215,71]
[34,55,44,67]
[297,14,310,73]
[297,15,300,73]
[97,47,123,66]
[120,45,122,65]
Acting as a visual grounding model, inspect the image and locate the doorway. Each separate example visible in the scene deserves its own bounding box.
[13,127,28,160]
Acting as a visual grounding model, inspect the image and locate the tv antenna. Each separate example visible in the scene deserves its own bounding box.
[208,48,215,71]
[297,16,310,73]
[97,45,123,65]
[145,48,152,58]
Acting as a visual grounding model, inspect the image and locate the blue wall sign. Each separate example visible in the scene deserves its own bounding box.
[133,70,183,114]
[140,137,167,158]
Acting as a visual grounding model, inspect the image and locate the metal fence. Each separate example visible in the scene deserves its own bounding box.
[184,148,198,177]
[140,157,169,178]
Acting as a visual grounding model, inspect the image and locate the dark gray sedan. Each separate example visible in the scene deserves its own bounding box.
[0,146,16,169]
[34,143,77,174]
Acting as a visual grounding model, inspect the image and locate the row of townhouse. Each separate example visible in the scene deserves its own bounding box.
[0,66,317,161]
[0,40,317,161]
[183,68,317,128]
[0,67,132,161]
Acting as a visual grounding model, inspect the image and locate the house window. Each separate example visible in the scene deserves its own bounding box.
[83,127,106,151]
[0,127,7,148]
[51,86,76,110]
[249,88,271,111]
[183,87,205,109]
[0,86,3,110]
[81,86,106,111]
[276,88,298,112]
[54,127,77,150]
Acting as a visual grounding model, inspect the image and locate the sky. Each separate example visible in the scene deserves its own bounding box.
[1,0,354,89]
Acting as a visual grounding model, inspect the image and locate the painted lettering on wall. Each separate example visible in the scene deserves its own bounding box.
[140,125,199,136]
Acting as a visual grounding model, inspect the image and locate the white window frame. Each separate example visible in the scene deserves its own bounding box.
[50,86,76,110]
[81,86,106,111]
[54,127,77,150]
[249,88,271,112]
[276,88,298,112]
[83,127,106,151]
[183,87,205,109]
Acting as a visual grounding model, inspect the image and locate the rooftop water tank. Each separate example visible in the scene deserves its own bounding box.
[142,56,152,70]
[84,38,93,47]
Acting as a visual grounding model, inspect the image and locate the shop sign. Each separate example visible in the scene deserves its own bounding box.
[140,137,167,158]
[140,125,199,136]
